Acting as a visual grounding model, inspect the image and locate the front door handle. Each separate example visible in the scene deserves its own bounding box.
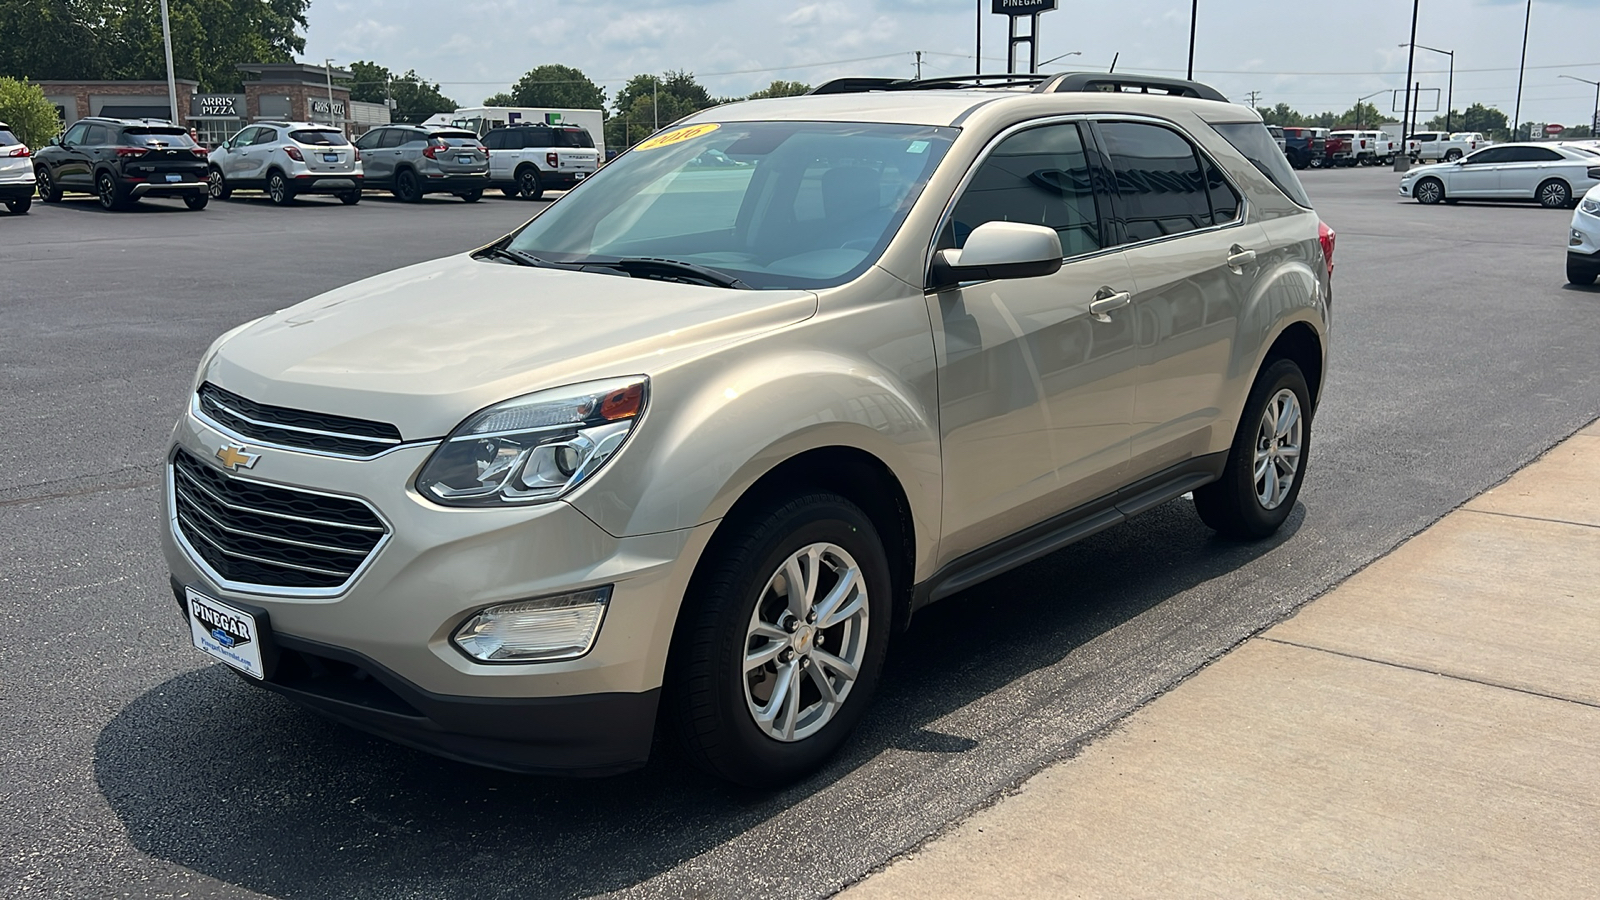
[1089,287,1131,322]
[1227,244,1258,273]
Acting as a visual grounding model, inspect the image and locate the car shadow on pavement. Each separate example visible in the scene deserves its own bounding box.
[94,497,1299,900]
[46,197,200,213]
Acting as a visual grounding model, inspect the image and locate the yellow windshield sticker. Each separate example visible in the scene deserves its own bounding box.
[635,123,721,151]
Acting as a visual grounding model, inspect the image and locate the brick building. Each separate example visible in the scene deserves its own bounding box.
[37,79,202,129]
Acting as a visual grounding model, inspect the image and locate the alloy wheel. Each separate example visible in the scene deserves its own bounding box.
[268,174,288,204]
[1416,180,1443,204]
[1540,181,1570,209]
[208,169,224,199]
[1253,388,1303,510]
[97,173,117,209]
[741,542,869,742]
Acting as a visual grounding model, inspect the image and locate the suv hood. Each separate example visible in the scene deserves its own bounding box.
[204,254,818,439]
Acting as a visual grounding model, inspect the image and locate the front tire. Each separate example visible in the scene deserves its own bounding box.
[1538,179,1572,210]
[1567,257,1599,286]
[1193,359,1311,539]
[208,167,230,199]
[37,169,61,203]
[667,493,891,787]
[394,168,422,203]
[1414,177,1445,205]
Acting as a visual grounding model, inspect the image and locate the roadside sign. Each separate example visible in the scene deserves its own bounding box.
[992,0,1057,13]
[1546,123,1566,136]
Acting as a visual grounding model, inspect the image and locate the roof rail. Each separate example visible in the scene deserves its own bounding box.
[808,71,1228,103]
[1035,72,1228,103]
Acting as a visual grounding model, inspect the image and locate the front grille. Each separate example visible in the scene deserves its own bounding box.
[171,448,387,590]
[197,382,402,458]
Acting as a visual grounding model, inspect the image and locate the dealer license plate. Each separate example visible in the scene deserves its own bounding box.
[323,153,340,163]
[457,155,472,164]
[186,588,265,679]
[165,174,182,182]
[574,172,585,180]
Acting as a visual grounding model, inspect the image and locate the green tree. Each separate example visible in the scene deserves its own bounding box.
[508,64,606,110]
[0,0,309,91]
[608,71,720,148]
[0,77,62,146]
[1424,103,1509,138]
[1257,103,1306,128]
[482,92,515,107]
[347,61,455,122]
[746,80,811,100]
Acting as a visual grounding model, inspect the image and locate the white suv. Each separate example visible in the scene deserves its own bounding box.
[484,123,599,199]
[163,73,1333,786]
[208,122,364,206]
[0,122,34,214]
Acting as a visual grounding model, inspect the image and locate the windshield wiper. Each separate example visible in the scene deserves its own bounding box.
[594,257,750,289]
[476,246,561,269]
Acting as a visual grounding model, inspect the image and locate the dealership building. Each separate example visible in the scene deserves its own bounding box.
[37,62,389,145]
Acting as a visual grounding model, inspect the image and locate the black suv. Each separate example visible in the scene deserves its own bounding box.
[34,118,209,210]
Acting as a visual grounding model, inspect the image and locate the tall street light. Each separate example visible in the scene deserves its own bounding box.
[1513,0,1532,140]
[158,0,178,125]
[1560,74,1600,134]
[1400,42,1454,132]
[1186,0,1198,80]
[1396,0,1419,172]
[1356,89,1386,129]
[1038,51,1082,68]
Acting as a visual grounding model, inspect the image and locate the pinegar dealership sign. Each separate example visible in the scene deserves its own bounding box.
[992,0,1057,13]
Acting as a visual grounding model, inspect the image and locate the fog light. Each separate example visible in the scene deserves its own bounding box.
[452,587,611,662]
[1573,230,1586,246]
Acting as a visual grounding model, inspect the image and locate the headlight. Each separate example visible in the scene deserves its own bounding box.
[1581,197,1600,215]
[416,376,647,507]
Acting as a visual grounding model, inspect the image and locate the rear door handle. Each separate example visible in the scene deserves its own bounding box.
[1089,287,1131,322]
[1227,244,1257,273]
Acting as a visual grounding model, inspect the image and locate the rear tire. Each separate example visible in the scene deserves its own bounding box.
[1445,149,1462,162]
[1538,179,1572,210]
[1308,156,1324,169]
[184,193,208,210]
[36,169,61,203]
[394,168,422,203]
[1414,177,1445,205]
[500,187,518,198]
[339,191,361,205]
[516,166,544,200]
[1193,359,1311,540]
[666,492,891,787]
[1567,258,1598,286]
[5,196,30,214]
[96,171,127,210]
[266,170,295,206]
[458,188,482,202]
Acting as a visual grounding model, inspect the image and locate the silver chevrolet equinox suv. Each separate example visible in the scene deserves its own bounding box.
[163,73,1334,786]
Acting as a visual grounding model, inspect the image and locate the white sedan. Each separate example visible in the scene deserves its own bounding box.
[1400,142,1600,209]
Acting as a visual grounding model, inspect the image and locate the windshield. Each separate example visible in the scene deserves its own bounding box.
[504,121,956,290]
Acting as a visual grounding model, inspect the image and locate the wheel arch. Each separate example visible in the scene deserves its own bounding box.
[1536,176,1573,204]
[1263,320,1325,411]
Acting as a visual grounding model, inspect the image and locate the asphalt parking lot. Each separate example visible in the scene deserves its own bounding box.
[3,170,1599,900]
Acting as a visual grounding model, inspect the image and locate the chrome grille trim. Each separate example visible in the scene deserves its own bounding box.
[193,384,406,460]
[168,448,391,597]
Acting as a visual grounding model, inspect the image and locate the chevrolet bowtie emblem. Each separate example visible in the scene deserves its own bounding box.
[215,444,260,471]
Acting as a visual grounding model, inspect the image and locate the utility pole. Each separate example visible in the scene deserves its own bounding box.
[1396,0,1419,171]
[1245,90,1262,109]
[158,0,178,125]
[976,1,982,75]
[652,78,659,132]
[1513,0,1532,140]
[915,50,923,80]
[1186,0,1198,80]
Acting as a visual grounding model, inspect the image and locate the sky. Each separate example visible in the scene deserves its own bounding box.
[300,0,1600,127]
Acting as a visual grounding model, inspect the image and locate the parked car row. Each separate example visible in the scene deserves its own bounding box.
[1,115,600,213]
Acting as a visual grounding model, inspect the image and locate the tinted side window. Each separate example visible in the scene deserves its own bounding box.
[354,129,382,150]
[377,129,406,149]
[483,130,505,150]
[522,128,552,148]
[1465,147,1509,164]
[84,124,112,145]
[62,123,89,145]
[943,121,1103,257]
[1212,121,1312,208]
[1509,147,1562,162]
[1098,121,1212,242]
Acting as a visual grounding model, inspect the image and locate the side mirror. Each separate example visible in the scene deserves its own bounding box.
[931,221,1063,289]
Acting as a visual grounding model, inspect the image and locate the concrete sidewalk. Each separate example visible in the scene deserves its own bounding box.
[843,420,1600,899]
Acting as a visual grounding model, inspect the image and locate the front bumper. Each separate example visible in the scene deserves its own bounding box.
[1569,205,1600,256]
[161,405,713,773]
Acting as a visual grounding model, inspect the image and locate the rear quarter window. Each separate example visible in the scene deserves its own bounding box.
[1211,122,1314,209]
[0,129,18,145]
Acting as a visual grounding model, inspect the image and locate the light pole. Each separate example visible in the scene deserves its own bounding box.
[1560,74,1600,135]
[158,0,178,125]
[1356,89,1386,129]
[1513,0,1532,140]
[1396,0,1419,171]
[1186,0,1198,80]
[1037,51,1082,68]
[1401,43,1454,132]
[324,58,338,132]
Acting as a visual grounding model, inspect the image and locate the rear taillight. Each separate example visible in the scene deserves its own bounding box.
[546,152,558,167]
[190,147,207,157]
[476,145,487,154]
[423,144,441,159]
[354,148,362,162]
[284,146,304,162]
[1318,221,1336,279]
[6,146,29,157]
[115,147,147,158]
